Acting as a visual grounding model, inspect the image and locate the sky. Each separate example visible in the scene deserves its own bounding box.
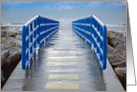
[1,1,126,24]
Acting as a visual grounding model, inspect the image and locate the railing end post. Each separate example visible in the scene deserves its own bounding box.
[102,25,107,70]
[38,15,41,19]
[22,25,27,69]
[22,25,26,31]
[90,15,93,19]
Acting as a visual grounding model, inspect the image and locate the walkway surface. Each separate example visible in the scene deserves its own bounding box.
[2,24,124,91]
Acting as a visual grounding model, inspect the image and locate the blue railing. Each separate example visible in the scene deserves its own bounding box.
[72,15,107,70]
[22,15,59,69]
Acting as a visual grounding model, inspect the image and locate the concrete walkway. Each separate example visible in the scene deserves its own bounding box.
[2,25,124,91]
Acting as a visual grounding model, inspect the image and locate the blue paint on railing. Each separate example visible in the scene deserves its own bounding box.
[22,15,59,69]
[72,15,107,70]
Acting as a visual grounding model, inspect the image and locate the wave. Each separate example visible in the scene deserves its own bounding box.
[106,23,126,27]
[1,22,23,27]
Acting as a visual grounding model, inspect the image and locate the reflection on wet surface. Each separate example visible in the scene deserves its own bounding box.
[2,24,124,91]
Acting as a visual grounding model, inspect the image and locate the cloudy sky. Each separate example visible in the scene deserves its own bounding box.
[1,1,126,24]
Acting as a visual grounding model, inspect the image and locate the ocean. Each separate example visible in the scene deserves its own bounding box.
[1,22,126,36]
[106,23,126,35]
[1,23,23,32]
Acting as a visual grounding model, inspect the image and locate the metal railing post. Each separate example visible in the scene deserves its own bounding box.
[102,25,107,69]
[22,26,27,69]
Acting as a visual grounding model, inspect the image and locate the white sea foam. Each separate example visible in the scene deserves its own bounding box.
[1,23,23,32]
[106,23,126,36]
[106,23,126,27]
[1,22,23,27]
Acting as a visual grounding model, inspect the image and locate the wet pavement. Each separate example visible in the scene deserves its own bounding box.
[2,23,124,91]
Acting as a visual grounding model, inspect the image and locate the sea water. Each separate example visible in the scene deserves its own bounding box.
[1,22,127,36]
[106,23,126,36]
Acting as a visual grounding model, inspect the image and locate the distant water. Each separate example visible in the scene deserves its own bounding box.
[1,23,23,32]
[106,23,126,35]
[1,22,23,27]
[1,22,127,36]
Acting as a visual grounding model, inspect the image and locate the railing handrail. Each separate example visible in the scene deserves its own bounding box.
[22,15,59,69]
[92,15,104,26]
[40,16,59,22]
[72,15,107,70]
[24,15,39,26]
